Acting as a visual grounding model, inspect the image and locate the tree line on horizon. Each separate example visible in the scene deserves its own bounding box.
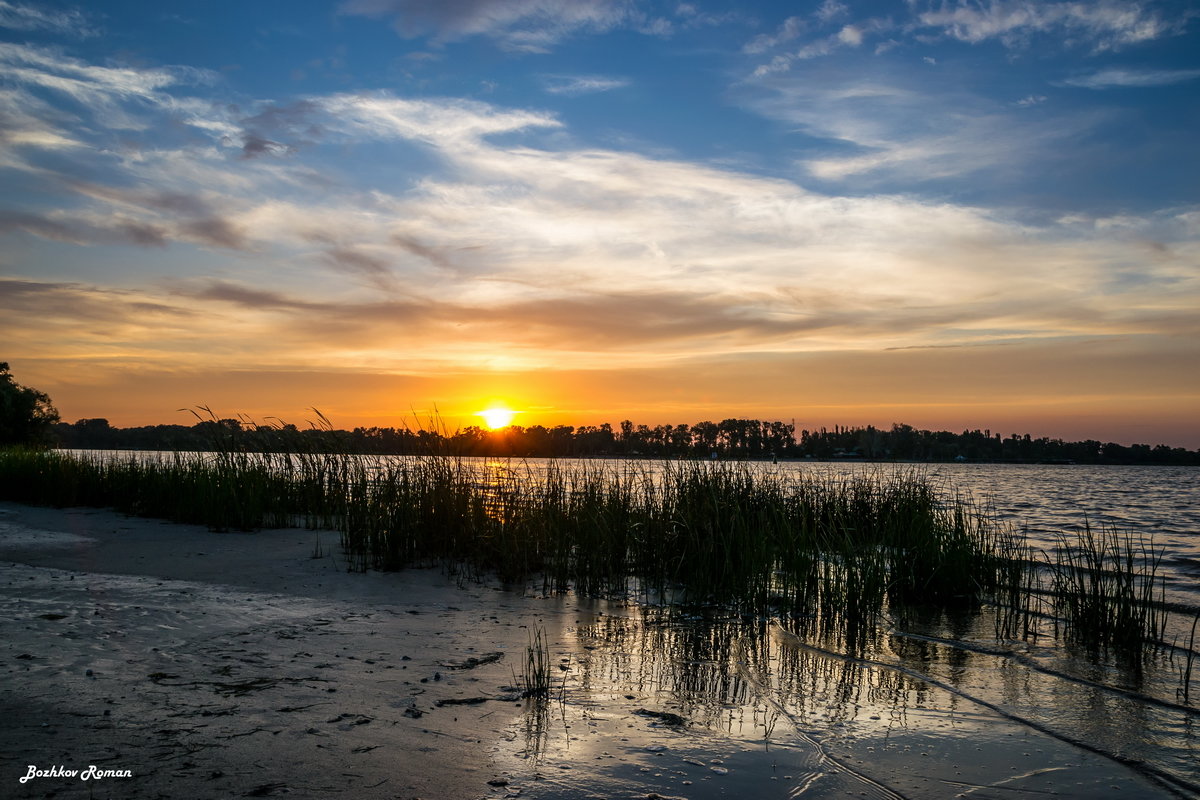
[50,415,1200,465]
[2,363,1195,464]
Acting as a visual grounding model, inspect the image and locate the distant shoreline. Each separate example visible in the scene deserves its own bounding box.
[49,417,1200,466]
[49,443,1200,470]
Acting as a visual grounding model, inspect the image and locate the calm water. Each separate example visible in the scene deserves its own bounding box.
[831,461,1199,610]
[483,460,1200,798]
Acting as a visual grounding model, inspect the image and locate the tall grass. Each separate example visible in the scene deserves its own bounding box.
[0,446,1173,662]
[0,446,348,532]
[516,625,553,699]
[1049,521,1168,655]
[323,457,1036,635]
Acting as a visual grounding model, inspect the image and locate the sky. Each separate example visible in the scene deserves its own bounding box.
[1,0,1198,446]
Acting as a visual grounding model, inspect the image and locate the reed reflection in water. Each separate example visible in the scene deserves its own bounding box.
[504,601,1200,799]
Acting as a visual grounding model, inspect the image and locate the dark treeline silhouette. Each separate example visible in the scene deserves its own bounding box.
[52,417,1200,465]
[0,362,59,446]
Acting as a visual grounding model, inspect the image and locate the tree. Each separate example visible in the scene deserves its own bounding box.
[0,363,60,447]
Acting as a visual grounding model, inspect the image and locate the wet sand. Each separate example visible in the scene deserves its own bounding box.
[0,502,1188,799]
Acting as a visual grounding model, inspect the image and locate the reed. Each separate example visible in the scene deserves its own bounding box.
[0,446,1174,668]
[1180,610,1199,704]
[517,625,553,699]
[1048,520,1168,656]
[0,449,1030,611]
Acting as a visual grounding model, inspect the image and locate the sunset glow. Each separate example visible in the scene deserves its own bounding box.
[477,406,518,431]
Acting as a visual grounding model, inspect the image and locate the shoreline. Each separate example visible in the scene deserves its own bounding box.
[48,447,1200,466]
[1,501,1192,799]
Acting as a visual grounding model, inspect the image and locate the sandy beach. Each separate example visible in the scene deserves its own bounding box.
[1,501,1189,800]
[1,502,561,799]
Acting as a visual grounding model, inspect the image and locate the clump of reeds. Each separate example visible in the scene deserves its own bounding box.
[517,626,552,699]
[2,442,1180,675]
[0,446,1023,627]
[1048,521,1168,656]
[1179,610,1199,704]
[0,410,357,532]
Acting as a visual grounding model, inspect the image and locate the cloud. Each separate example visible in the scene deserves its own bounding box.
[0,42,219,143]
[0,1,95,37]
[542,74,630,96]
[745,0,1184,74]
[816,1,849,24]
[672,3,742,29]
[320,247,398,291]
[1058,67,1200,88]
[234,100,323,158]
[67,181,213,216]
[237,133,294,159]
[186,280,322,311]
[0,278,203,364]
[0,207,251,250]
[2,43,1196,386]
[739,79,1021,183]
[178,217,249,250]
[391,235,458,271]
[338,0,636,51]
[747,16,891,75]
[319,92,561,143]
[0,210,89,243]
[0,42,213,102]
[0,209,172,247]
[912,0,1179,52]
[837,24,863,46]
[744,16,805,55]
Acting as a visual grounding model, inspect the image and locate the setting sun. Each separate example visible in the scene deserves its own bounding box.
[477,405,517,430]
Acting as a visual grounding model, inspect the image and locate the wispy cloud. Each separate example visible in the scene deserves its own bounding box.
[737,77,1094,187]
[745,1,1186,77]
[319,92,561,143]
[542,74,630,96]
[1058,67,1200,88]
[0,278,203,363]
[0,1,95,37]
[744,16,805,55]
[912,0,1180,52]
[747,16,890,76]
[338,0,643,52]
[0,41,218,145]
[0,42,214,100]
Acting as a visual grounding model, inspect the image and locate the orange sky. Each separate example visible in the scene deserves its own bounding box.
[13,333,1199,448]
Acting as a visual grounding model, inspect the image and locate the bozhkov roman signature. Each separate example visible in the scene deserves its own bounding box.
[20,764,132,783]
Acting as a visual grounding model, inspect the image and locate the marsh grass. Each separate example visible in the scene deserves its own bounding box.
[517,625,552,699]
[334,458,1036,634]
[1179,611,1199,703]
[1049,521,1168,656]
[0,445,1176,667]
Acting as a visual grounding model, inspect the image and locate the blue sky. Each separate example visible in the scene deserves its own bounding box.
[1,0,1198,444]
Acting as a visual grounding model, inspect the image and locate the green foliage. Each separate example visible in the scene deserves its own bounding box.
[0,362,59,447]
